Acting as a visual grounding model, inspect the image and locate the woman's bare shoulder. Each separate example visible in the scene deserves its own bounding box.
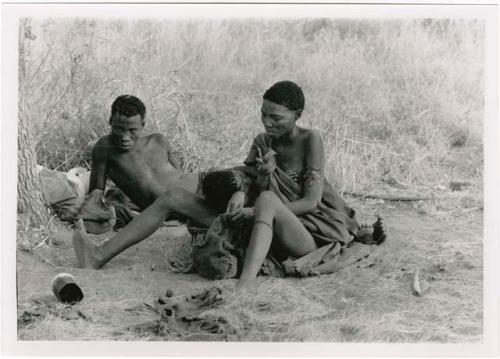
[299,127,322,142]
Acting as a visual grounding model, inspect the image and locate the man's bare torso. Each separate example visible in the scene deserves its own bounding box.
[94,134,198,209]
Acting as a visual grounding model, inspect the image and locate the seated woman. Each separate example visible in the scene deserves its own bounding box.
[223,81,386,289]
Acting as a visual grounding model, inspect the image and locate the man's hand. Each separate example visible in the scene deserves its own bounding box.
[228,207,254,227]
[225,191,246,214]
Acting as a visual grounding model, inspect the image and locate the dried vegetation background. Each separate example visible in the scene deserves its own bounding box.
[25,18,483,194]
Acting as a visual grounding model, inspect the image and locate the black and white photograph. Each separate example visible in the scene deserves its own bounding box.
[1,1,498,356]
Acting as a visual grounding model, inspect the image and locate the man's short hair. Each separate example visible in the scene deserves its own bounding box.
[202,170,241,212]
[110,95,146,121]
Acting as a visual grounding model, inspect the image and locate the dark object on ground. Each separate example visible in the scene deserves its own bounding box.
[449,180,472,191]
[356,217,387,245]
[51,273,84,304]
[129,287,242,340]
[154,287,238,339]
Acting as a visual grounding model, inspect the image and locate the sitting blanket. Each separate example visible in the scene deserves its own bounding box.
[188,214,371,280]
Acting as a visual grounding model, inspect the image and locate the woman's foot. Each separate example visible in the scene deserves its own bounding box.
[355,216,386,245]
[372,216,386,244]
[235,277,254,292]
[72,219,105,269]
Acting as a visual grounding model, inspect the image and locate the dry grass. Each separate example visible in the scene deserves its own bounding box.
[22,18,484,193]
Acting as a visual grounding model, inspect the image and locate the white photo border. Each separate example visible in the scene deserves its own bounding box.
[1,2,498,357]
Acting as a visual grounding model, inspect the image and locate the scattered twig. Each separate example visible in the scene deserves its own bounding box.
[32,238,48,250]
[53,151,82,171]
[411,266,423,297]
[458,206,483,215]
[29,39,56,87]
[32,216,55,249]
[343,138,385,147]
[343,191,433,201]
[261,309,338,328]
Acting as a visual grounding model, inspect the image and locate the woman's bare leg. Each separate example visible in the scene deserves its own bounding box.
[236,191,317,289]
[73,188,218,269]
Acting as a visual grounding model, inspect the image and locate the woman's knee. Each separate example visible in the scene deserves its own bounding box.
[255,191,280,209]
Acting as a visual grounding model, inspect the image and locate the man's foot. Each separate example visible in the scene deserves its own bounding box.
[355,216,387,245]
[72,219,105,269]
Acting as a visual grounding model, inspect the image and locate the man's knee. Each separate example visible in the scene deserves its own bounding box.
[157,187,189,210]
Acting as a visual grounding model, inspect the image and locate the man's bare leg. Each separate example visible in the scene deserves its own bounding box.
[236,191,317,290]
[73,188,218,269]
[73,219,102,268]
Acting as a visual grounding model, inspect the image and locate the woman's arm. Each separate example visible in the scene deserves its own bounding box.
[284,130,325,216]
[243,138,260,167]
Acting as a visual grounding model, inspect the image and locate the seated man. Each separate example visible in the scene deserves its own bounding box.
[73,95,252,269]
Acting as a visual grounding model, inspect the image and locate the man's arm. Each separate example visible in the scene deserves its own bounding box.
[151,133,181,169]
[88,139,109,193]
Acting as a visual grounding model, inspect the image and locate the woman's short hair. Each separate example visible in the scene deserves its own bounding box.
[263,80,305,112]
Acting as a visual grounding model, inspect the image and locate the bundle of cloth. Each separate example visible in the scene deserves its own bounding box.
[36,166,90,222]
[36,165,135,234]
[77,187,139,234]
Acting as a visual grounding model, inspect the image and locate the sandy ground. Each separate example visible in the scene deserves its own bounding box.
[16,196,483,342]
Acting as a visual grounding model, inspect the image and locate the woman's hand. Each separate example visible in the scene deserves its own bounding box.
[228,207,254,227]
[225,191,246,214]
[256,149,276,175]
